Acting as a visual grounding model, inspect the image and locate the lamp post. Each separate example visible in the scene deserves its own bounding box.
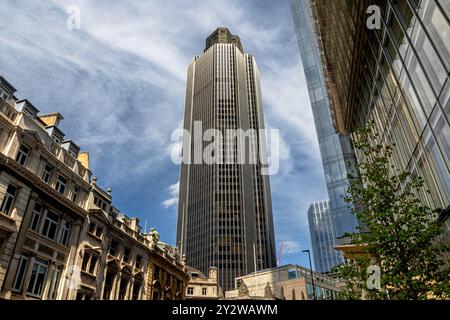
[302,249,316,300]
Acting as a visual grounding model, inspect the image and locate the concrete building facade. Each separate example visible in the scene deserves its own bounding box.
[185,266,221,300]
[0,75,189,300]
[224,264,342,300]
[177,27,276,291]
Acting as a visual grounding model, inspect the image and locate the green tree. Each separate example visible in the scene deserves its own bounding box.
[339,123,450,300]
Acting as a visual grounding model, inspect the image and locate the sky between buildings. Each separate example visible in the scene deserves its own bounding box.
[0,0,329,269]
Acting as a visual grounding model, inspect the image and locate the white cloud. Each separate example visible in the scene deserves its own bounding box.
[283,240,303,254]
[161,181,180,209]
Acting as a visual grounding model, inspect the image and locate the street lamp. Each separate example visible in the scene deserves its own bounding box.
[302,249,316,300]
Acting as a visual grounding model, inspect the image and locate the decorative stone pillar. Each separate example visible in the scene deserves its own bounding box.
[19,253,36,298]
[62,222,82,300]
[1,191,38,297]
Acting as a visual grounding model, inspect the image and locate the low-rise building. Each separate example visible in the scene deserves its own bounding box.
[185,266,221,300]
[224,264,342,300]
[0,75,189,300]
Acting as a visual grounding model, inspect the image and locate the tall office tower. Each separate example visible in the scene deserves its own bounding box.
[308,201,343,273]
[306,0,450,232]
[177,27,276,291]
[290,0,360,271]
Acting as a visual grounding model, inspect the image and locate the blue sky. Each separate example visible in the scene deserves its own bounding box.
[0,0,328,268]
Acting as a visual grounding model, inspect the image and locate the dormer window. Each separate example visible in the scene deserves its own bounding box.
[45,126,65,146]
[0,87,9,100]
[15,100,39,119]
[23,108,35,118]
[68,148,77,158]
[52,135,61,145]
[61,141,80,159]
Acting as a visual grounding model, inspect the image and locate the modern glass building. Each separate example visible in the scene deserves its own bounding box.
[307,201,343,273]
[307,0,449,232]
[290,0,360,271]
[177,28,276,291]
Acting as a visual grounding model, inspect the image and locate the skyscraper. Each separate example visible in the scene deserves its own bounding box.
[290,0,360,271]
[177,27,276,290]
[307,200,342,273]
[304,0,450,233]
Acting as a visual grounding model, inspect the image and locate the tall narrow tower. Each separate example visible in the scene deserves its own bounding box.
[177,27,276,291]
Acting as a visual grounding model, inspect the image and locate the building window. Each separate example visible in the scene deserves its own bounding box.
[68,148,77,159]
[12,254,29,292]
[81,252,99,275]
[76,290,93,300]
[71,184,80,203]
[118,277,129,300]
[123,247,131,263]
[89,255,98,275]
[29,203,43,231]
[103,269,116,300]
[42,211,59,240]
[41,164,53,183]
[58,219,71,246]
[135,255,142,269]
[16,145,30,166]
[109,239,119,256]
[95,226,103,238]
[1,184,17,215]
[55,175,67,194]
[88,222,96,234]
[88,222,103,239]
[153,265,160,280]
[94,197,107,211]
[26,258,48,298]
[52,135,61,145]
[202,288,207,295]
[0,87,9,100]
[187,287,194,295]
[47,266,62,300]
[132,280,142,300]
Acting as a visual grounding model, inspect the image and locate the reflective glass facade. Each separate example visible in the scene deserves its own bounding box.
[309,0,449,232]
[307,201,343,273]
[290,0,360,272]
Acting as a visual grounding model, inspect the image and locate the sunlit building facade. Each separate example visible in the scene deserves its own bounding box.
[177,27,276,291]
[0,75,189,300]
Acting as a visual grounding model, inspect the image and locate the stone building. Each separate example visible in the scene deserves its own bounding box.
[0,75,188,300]
[185,266,221,300]
[224,264,342,300]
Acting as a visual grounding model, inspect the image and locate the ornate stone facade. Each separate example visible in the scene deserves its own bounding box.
[0,76,189,300]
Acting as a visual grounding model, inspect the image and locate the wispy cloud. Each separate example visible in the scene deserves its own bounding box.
[283,240,303,254]
[162,181,180,209]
